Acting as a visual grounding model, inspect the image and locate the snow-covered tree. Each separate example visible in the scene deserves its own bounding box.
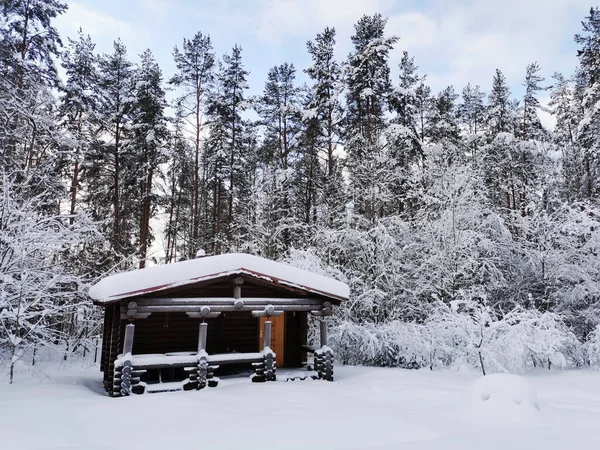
[128,49,169,268]
[0,171,100,382]
[93,39,135,259]
[305,27,346,227]
[59,29,99,226]
[345,14,398,223]
[171,32,215,255]
[521,62,547,140]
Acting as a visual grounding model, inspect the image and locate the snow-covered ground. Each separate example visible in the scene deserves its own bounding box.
[1,364,600,450]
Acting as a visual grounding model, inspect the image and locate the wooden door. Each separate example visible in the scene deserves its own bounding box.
[259,315,285,367]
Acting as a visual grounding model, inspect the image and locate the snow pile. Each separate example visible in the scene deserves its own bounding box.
[470,374,541,424]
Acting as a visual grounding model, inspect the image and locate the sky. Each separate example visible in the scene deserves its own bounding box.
[54,0,594,126]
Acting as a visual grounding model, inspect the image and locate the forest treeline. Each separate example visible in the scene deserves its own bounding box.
[2,1,600,379]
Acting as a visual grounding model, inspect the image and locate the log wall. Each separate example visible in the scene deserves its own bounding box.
[102,303,121,394]
[118,311,260,356]
[284,311,308,367]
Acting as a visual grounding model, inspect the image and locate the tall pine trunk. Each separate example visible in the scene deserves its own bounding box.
[139,162,153,269]
[69,160,79,225]
[113,121,121,250]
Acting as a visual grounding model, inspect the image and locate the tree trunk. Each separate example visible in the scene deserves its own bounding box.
[113,121,121,250]
[192,91,201,251]
[165,172,177,263]
[69,160,79,225]
[478,351,486,376]
[586,154,593,199]
[227,94,236,243]
[139,167,153,269]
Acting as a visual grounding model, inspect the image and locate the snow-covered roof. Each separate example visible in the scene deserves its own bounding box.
[89,253,349,304]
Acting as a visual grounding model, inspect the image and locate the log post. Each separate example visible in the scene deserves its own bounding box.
[123,323,135,356]
[119,323,135,396]
[320,319,328,347]
[263,320,272,349]
[198,322,208,352]
[197,322,209,390]
[316,319,334,382]
[264,350,275,381]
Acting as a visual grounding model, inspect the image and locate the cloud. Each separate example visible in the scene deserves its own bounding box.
[386,0,589,94]
[249,0,589,97]
[54,1,143,54]
[255,0,396,45]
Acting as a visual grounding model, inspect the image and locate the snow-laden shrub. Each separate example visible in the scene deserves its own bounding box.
[331,302,584,373]
[330,320,429,368]
[586,325,600,367]
[493,309,583,372]
[425,298,497,374]
[426,300,582,374]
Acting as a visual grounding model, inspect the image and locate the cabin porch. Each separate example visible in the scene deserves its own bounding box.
[110,316,333,396]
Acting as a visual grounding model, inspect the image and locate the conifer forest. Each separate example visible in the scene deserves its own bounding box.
[5,0,600,380]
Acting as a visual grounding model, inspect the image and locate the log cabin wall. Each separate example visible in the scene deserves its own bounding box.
[102,302,121,393]
[109,310,308,370]
[216,312,260,353]
[284,311,308,367]
[118,311,260,356]
[100,303,111,372]
[123,312,214,355]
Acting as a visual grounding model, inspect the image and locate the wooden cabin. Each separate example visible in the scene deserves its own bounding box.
[89,253,349,396]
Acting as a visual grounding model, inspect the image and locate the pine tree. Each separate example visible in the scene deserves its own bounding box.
[94,39,134,257]
[129,49,169,268]
[207,45,251,252]
[575,7,600,200]
[163,105,195,262]
[0,0,66,87]
[387,51,426,216]
[487,69,516,136]
[346,14,398,145]
[549,72,584,202]
[59,29,99,226]
[305,27,346,227]
[0,0,67,189]
[171,32,215,256]
[345,14,398,223]
[294,86,324,229]
[390,51,422,134]
[203,77,229,254]
[426,86,460,148]
[458,83,485,158]
[255,63,303,255]
[522,62,546,140]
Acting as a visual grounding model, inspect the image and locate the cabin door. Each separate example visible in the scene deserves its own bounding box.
[259,315,285,367]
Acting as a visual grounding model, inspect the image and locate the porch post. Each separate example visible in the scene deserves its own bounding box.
[198,322,208,352]
[196,322,210,389]
[261,320,275,381]
[118,323,135,396]
[316,319,334,381]
[319,319,328,347]
[263,320,272,349]
[123,323,135,355]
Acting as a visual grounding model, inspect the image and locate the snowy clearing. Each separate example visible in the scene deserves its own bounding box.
[2,365,600,450]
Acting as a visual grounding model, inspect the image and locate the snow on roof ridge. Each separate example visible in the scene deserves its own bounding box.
[89,252,349,303]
